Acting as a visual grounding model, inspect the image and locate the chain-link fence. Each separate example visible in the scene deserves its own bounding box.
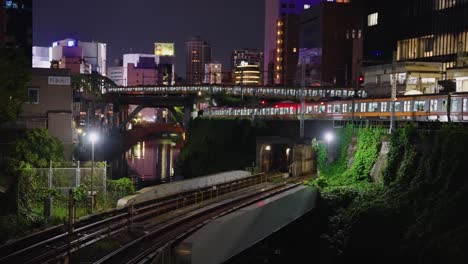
[34,161,107,200]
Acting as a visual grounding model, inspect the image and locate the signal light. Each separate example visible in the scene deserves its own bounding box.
[358,75,364,85]
[261,100,266,105]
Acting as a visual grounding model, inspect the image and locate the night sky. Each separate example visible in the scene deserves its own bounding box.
[33,0,265,77]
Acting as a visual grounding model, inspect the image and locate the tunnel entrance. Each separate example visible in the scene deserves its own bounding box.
[259,143,292,173]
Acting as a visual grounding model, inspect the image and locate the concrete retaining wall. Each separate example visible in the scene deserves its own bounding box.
[116,170,251,207]
[174,185,318,264]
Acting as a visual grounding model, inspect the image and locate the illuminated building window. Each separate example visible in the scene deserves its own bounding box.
[435,0,457,10]
[304,4,311,9]
[293,48,297,53]
[368,12,378,27]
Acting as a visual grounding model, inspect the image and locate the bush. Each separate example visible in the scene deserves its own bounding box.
[107,178,135,202]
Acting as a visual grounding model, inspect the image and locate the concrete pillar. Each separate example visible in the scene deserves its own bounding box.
[169,144,174,179]
[161,143,167,181]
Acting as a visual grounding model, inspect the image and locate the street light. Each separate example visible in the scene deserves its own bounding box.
[89,132,98,213]
[325,132,334,144]
[325,132,334,163]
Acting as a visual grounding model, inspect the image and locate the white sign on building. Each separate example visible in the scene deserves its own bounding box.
[48,76,71,86]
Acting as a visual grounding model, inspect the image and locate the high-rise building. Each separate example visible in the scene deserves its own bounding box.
[34,38,107,76]
[204,62,222,84]
[231,49,263,70]
[1,0,32,57]
[298,1,357,86]
[264,0,323,85]
[186,36,211,84]
[234,62,262,86]
[274,14,300,85]
[360,0,468,70]
[154,42,175,85]
[107,54,159,86]
[358,0,468,93]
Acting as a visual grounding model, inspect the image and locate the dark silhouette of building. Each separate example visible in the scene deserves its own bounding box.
[298,1,359,86]
[358,0,468,70]
[185,36,211,85]
[1,0,31,54]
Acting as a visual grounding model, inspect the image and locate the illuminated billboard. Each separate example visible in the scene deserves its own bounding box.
[154,43,175,56]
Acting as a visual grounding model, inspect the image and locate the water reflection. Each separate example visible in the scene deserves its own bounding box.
[126,138,180,188]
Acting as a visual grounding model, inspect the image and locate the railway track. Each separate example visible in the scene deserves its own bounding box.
[91,180,303,264]
[0,172,280,264]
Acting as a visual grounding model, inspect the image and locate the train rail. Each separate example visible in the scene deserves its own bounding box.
[91,180,303,264]
[0,172,280,264]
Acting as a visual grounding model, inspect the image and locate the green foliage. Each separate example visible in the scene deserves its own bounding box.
[14,128,64,167]
[0,47,30,124]
[72,185,89,206]
[317,125,468,263]
[179,118,257,178]
[310,125,380,188]
[343,127,384,183]
[107,177,135,202]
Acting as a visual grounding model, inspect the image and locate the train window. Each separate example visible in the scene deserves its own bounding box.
[334,104,341,113]
[354,103,359,112]
[360,103,366,112]
[342,103,348,113]
[314,105,318,113]
[430,100,438,111]
[451,99,458,112]
[404,101,411,112]
[343,90,348,97]
[381,102,388,112]
[414,101,425,111]
[327,105,332,113]
[331,90,335,97]
[464,99,467,112]
[368,102,378,112]
[307,106,312,113]
[319,105,325,113]
[336,90,342,97]
[394,102,401,111]
[441,100,447,111]
[312,90,318,96]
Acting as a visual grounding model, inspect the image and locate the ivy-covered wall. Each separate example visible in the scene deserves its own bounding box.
[311,124,468,263]
[311,125,384,188]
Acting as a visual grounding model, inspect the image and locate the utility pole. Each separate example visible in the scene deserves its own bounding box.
[389,62,397,134]
[300,57,305,139]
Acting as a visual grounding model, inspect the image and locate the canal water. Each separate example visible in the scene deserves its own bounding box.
[125,138,181,189]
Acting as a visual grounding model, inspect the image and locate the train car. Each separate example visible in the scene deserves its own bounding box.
[204,92,468,122]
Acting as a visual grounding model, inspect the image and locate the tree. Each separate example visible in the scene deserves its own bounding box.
[0,47,30,124]
[13,128,64,167]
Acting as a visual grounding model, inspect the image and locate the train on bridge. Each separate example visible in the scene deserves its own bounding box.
[107,85,366,100]
[205,92,468,122]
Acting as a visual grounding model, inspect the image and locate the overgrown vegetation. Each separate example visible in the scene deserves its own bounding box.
[311,124,468,263]
[0,129,134,243]
[0,47,30,124]
[310,125,384,188]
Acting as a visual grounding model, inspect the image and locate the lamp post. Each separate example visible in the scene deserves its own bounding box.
[325,132,334,163]
[89,132,98,213]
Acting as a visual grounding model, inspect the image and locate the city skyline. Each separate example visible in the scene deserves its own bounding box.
[33,0,264,78]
